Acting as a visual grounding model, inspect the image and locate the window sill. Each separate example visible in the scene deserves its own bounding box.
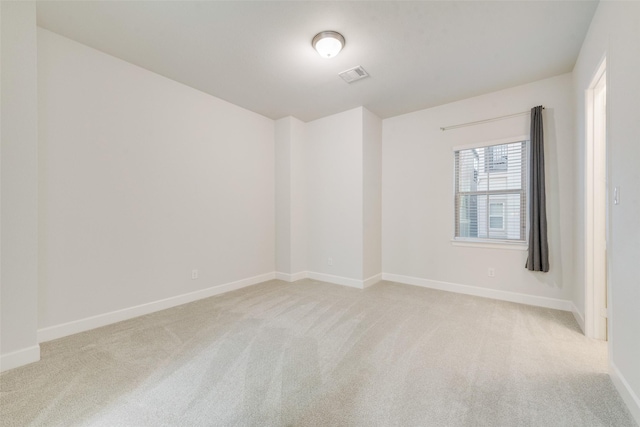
[451,239,528,251]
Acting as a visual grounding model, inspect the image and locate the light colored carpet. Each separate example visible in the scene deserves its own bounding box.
[1,279,636,426]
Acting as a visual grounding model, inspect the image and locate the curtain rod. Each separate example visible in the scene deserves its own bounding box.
[440,107,545,131]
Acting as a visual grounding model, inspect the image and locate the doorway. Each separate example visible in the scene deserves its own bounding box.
[585,58,607,341]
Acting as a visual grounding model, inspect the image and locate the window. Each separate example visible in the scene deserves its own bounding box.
[454,138,528,242]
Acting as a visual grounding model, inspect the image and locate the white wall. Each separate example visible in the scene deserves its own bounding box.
[275,118,292,274]
[382,74,574,306]
[305,108,364,281]
[38,29,275,331]
[0,1,41,371]
[572,2,640,422]
[276,107,381,287]
[289,118,307,275]
[275,116,307,277]
[362,109,382,280]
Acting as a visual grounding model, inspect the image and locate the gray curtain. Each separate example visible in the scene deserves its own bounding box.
[526,106,549,272]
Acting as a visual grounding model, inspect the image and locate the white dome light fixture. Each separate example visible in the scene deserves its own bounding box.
[312,31,345,59]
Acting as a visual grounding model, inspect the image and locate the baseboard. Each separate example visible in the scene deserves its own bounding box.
[571,302,586,333]
[0,345,40,373]
[276,271,382,289]
[307,271,364,289]
[610,361,640,425]
[41,270,569,345]
[363,273,383,288]
[382,273,572,311]
[275,271,308,282]
[37,272,276,343]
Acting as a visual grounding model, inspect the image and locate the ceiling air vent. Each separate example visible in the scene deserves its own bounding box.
[339,66,369,84]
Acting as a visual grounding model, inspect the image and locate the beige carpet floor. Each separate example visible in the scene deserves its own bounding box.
[1,279,636,426]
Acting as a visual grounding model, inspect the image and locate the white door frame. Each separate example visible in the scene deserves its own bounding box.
[584,57,608,340]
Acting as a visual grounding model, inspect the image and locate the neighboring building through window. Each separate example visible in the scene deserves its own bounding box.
[454,138,528,242]
[486,145,508,171]
[489,201,505,230]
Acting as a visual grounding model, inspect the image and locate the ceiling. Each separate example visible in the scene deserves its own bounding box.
[36,1,598,122]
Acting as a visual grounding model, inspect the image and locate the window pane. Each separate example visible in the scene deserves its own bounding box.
[457,150,479,192]
[489,202,503,216]
[489,216,503,229]
[485,145,508,171]
[457,194,478,237]
[454,140,527,242]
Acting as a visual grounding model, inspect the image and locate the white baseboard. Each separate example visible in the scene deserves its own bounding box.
[610,361,640,425]
[276,271,382,289]
[37,272,276,343]
[363,273,383,288]
[382,273,573,311]
[571,302,586,333]
[275,271,308,282]
[0,345,40,373]
[307,271,365,289]
[38,270,573,346]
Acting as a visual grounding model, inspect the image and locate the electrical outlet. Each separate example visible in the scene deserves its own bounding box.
[328,257,333,266]
[191,269,199,279]
[488,268,495,277]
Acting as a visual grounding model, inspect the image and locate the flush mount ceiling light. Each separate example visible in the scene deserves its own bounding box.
[312,31,345,59]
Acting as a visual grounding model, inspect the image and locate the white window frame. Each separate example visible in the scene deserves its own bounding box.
[451,135,529,248]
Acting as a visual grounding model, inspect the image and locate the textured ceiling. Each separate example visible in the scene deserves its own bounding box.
[36,1,598,122]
